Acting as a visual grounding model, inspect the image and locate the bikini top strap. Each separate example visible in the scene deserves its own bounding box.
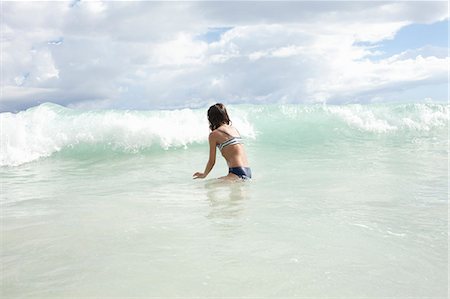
[217,127,241,138]
[217,129,234,138]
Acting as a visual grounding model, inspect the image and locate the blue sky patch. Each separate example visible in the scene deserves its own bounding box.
[379,20,447,54]
[361,20,448,60]
[197,27,233,43]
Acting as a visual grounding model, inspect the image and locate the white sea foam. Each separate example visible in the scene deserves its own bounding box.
[327,105,397,133]
[326,103,448,133]
[273,103,448,133]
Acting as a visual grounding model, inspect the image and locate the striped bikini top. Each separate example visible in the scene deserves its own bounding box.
[216,129,243,151]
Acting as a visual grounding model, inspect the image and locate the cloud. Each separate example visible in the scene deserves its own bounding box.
[1,1,448,111]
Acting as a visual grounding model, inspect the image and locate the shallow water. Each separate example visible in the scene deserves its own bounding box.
[1,103,448,297]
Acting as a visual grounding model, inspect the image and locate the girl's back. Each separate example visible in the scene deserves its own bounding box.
[214,125,249,168]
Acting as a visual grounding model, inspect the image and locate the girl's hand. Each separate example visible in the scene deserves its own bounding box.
[193,172,206,179]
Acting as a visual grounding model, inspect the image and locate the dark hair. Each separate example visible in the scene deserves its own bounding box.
[207,103,231,131]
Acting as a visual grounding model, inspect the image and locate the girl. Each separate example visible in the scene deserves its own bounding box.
[193,103,252,180]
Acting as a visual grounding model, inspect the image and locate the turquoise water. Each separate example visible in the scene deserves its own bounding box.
[1,102,448,297]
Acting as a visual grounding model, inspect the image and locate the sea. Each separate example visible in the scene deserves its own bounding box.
[1,102,448,298]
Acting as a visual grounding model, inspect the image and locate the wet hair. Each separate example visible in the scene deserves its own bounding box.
[207,103,231,131]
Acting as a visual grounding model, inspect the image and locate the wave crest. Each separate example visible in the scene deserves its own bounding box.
[0,103,254,166]
[1,102,447,166]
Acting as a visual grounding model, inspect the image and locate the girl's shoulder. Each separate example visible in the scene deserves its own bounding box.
[209,130,220,140]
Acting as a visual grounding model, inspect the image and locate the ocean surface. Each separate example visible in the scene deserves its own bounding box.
[1,102,448,298]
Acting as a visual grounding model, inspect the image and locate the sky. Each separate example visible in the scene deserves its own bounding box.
[1,1,448,112]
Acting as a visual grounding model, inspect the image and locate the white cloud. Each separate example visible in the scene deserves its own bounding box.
[307,55,449,101]
[1,1,448,111]
[151,33,208,67]
[84,1,107,14]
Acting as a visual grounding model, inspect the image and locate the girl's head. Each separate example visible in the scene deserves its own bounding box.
[207,103,231,131]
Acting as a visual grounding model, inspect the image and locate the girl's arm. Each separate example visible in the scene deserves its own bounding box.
[193,134,217,179]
